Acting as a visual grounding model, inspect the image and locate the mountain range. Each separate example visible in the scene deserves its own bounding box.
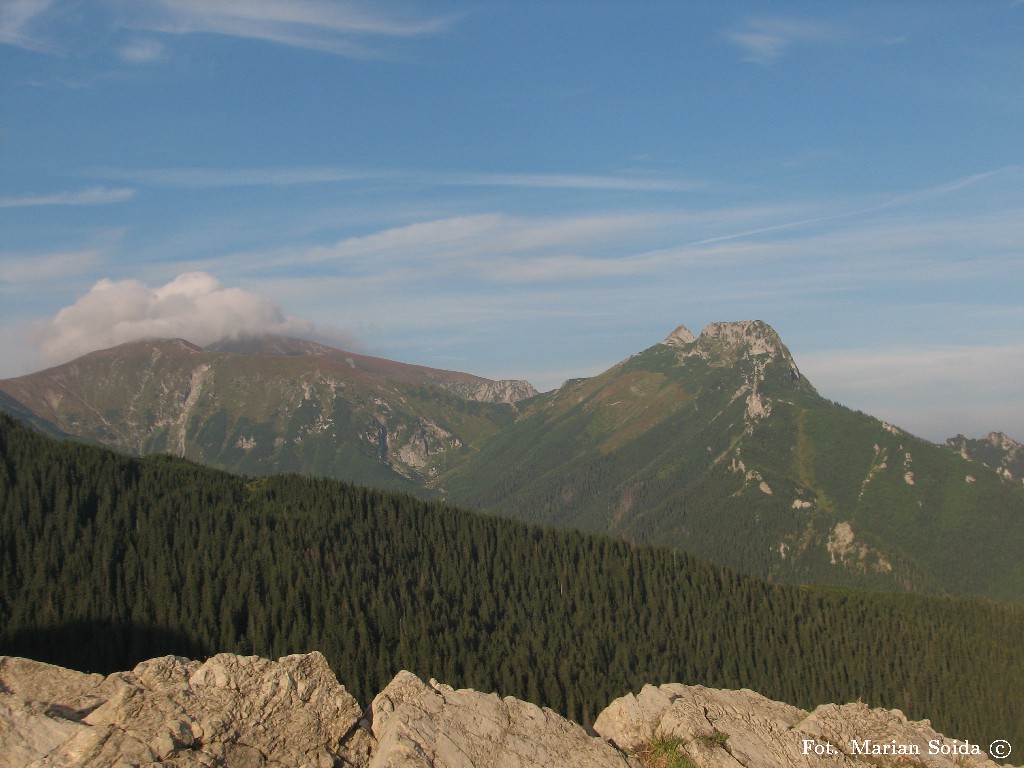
[2,321,1021,602]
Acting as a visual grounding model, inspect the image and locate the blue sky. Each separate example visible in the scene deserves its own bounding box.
[1,1,1022,442]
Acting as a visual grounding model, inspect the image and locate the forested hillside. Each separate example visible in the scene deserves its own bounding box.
[4,326,1022,603]
[2,413,1022,748]
[443,324,1024,602]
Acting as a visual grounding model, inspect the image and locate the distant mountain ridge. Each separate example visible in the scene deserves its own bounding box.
[208,334,539,404]
[2,323,1022,602]
[945,431,1023,485]
[0,335,536,491]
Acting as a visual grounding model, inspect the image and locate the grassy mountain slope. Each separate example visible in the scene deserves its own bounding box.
[2,412,1022,746]
[2,324,1021,602]
[441,322,1024,602]
[0,336,530,492]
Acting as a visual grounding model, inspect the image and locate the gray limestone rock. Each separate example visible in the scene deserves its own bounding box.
[0,652,361,768]
[661,325,696,348]
[367,671,637,768]
[594,682,1009,768]
[3,656,1015,768]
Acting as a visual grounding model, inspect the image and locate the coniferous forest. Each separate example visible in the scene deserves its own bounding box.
[1,413,1022,748]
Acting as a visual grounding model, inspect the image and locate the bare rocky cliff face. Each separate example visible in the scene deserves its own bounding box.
[1,653,1011,768]
[661,320,805,382]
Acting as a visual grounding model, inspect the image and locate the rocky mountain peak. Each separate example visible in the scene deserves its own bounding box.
[660,324,696,348]
[697,320,785,356]
[659,320,787,358]
[985,431,1021,451]
[659,320,800,380]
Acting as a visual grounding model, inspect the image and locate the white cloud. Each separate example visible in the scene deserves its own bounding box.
[2,0,454,59]
[31,272,314,365]
[306,214,505,263]
[91,165,702,193]
[724,17,837,64]
[130,167,1019,301]
[439,171,702,193]
[0,0,56,52]
[94,166,386,188]
[108,0,455,58]
[281,201,851,287]
[872,165,1022,210]
[0,187,136,207]
[293,212,683,281]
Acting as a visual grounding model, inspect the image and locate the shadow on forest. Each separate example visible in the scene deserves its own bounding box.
[1,621,210,674]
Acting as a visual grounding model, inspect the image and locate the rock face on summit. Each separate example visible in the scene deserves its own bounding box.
[661,324,696,347]
[368,671,633,767]
[0,652,362,768]
[0,654,630,768]
[1,653,1012,768]
[662,320,804,380]
[595,683,1008,768]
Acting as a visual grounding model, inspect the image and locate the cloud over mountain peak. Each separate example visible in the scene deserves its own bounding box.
[32,272,312,367]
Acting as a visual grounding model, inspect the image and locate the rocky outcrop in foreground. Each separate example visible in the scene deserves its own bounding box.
[0,653,1013,768]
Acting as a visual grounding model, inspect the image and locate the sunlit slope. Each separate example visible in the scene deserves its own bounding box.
[0,336,527,491]
[2,324,1021,600]
[442,322,1024,601]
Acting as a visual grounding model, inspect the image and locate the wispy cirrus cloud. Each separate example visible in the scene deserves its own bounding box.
[92,166,386,189]
[108,0,457,59]
[0,186,136,207]
[294,212,687,276]
[724,16,838,64]
[872,165,1022,210]
[90,165,703,193]
[149,166,1019,300]
[90,163,1017,207]
[2,0,456,59]
[441,172,702,193]
[0,0,58,52]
